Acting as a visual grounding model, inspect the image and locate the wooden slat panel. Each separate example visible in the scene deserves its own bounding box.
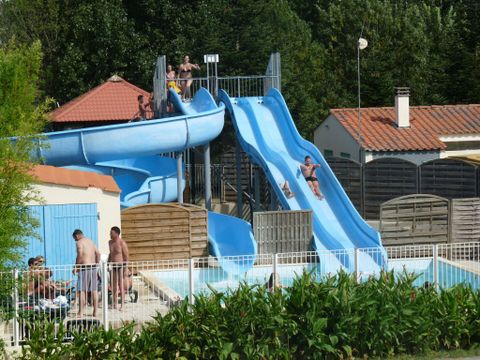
[253,210,312,254]
[364,158,418,219]
[122,204,208,261]
[451,198,480,243]
[420,159,477,199]
[326,157,362,214]
[379,194,449,246]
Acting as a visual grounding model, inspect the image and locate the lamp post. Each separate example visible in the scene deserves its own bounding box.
[357,37,368,163]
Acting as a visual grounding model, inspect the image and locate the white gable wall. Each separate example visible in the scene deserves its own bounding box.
[314,114,361,162]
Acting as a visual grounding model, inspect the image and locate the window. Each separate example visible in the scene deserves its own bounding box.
[324,149,333,157]
[340,152,351,159]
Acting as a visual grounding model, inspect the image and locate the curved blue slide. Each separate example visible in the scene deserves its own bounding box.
[65,156,184,208]
[219,89,386,274]
[26,87,257,269]
[35,88,224,166]
[208,212,257,272]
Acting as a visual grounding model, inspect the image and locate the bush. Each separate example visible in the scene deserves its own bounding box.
[18,271,480,359]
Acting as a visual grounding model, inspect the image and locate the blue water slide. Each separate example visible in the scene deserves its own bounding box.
[170,90,258,265]
[208,212,257,272]
[219,89,386,274]
[65,156,185,207]
[33,88,224,166]
[28,88,221,205]
[28,87,257,270]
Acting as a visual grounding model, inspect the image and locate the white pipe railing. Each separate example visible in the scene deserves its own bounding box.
[0,242,478,346]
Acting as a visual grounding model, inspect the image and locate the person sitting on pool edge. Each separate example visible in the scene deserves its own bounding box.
[299,155,324,200]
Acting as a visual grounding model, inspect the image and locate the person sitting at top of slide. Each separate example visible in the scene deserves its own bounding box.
[300,155,324,200]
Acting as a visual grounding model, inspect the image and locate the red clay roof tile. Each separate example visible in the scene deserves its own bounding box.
[31,165,121,193]
[330,104,480,151]
[50,75,153,123]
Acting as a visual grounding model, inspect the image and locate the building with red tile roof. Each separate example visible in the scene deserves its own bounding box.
[314,89,480,164]
[28,164,121,256]
[49,75,154,130]
[31,164,120,193]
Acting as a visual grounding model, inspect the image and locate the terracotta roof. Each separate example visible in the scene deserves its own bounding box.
[330,104,480,151]
[31,165,121,193]
[50,75,153,123]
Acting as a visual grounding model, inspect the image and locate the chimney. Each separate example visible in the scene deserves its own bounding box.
[395,87,410,128]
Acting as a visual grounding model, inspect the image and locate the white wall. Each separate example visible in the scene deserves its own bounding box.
[366,151,440,165]
[314,114,360,161]
[28,184,121,255]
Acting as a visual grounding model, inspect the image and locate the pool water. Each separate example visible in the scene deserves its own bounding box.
[153,258,479,299]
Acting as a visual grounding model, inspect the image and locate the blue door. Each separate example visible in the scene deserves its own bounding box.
[26,206,45,263]
[25,203,98,266]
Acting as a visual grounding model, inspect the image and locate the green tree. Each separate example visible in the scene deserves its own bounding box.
[0,0,148,103]
[0,41,49,269]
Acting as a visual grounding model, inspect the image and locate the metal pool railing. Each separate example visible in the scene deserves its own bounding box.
[0,242,478,347]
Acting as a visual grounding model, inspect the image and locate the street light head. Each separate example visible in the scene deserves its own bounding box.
[358,38,368,50]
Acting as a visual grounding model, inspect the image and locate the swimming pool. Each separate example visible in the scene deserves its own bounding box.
[151,258,479,300]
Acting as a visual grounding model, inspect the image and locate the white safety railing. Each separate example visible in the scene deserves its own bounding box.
[1,242,478,347]
[217,75,278,98]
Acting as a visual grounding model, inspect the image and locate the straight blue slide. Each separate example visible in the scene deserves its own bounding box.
[219,89,386,274]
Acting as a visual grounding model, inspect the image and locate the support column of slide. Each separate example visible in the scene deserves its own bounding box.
[236,138,243,218]
[176,152,183,203]
[204,143,212,211]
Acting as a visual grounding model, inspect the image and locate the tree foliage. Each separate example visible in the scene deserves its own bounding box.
[1,0,480,140]
[0,41,50,269]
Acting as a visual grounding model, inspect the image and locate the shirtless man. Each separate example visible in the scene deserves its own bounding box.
[108,226,129,310]
[300,155,324,200]
[72,229,100,317]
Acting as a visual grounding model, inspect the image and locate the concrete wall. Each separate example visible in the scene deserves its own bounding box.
[366,150,440,165]
[29,184,121,255]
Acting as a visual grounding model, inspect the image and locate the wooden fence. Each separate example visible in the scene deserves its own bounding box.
[121,203,208,261]
[380,195,480,246]
[253,210,312,254]
[450,198,480,243]
[380,194,449,246]
[327,157,479,219]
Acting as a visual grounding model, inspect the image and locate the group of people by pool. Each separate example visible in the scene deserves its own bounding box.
[25,226,131,318]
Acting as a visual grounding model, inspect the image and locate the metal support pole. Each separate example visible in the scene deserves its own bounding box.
[13,269,19,347]
[235,139,243,218]
[433,244,439,290]
[273,254,278,290]
[176,152,183,203]
[204,143,211,210]
[254,166,261,212]
[190,149,196,204]
[101,260,109,331]
[188,258,195,305]
[354,248,360,283]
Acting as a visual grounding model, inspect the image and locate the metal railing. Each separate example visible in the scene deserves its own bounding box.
[1,242,478,347]
[155,53,282,114]
[187,164,226,203]
[217,75,278,98]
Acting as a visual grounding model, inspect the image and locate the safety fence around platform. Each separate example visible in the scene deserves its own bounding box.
[1,242,478,347]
